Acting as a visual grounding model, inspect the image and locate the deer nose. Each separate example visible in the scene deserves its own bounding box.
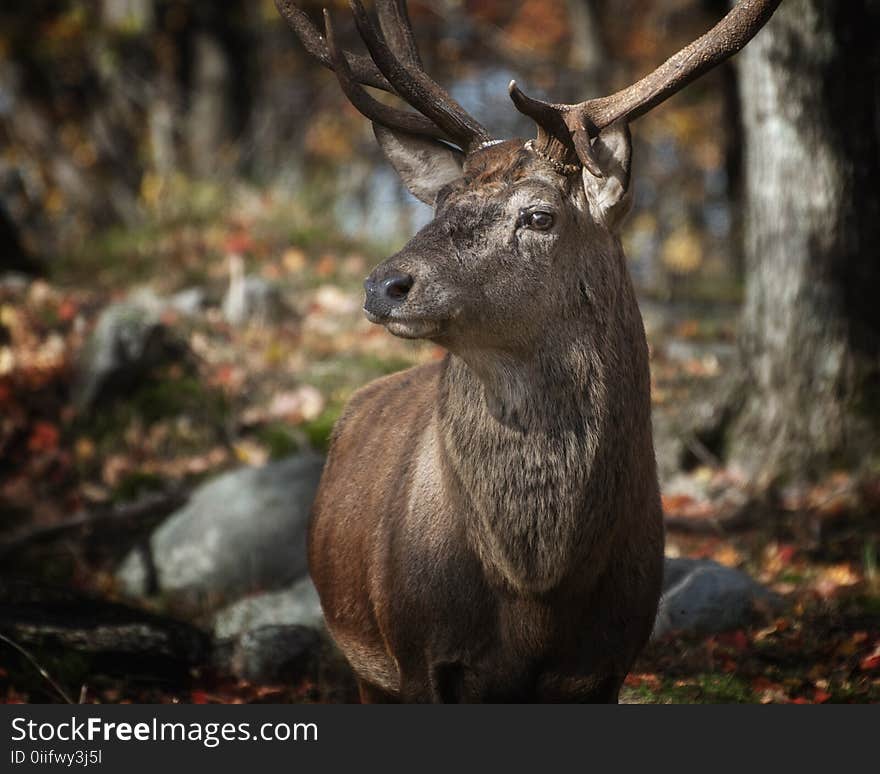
[364,271,413,308]
[381,272,414,301]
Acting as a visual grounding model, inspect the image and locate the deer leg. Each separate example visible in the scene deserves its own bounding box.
[579,674,622,704]
[357,679,400,704]
[429,661,469,703]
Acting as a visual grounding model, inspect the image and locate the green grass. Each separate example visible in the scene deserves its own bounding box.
[623,673,756,704]
[301,405,344,453]
[75,371,230,455]
[112,471,167,503]
[257,423,302,460]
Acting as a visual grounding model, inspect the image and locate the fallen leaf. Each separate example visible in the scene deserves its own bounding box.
[28,421,60,453]
[860,644,880,672]
[624,673,661,690]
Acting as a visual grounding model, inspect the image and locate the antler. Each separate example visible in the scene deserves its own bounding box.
[510,0,783,174]
[348,0,491,152]
[375,0,422,69]
[323,11,449,141]
[276,0,493,153]
[275,0,392,92]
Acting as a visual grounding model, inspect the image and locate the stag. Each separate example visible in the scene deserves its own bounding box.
[276,0,781,702]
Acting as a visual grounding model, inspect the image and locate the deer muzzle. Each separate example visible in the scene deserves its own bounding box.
[363,270,414,321]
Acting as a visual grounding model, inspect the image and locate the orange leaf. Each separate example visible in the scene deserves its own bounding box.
[624,673,661,690]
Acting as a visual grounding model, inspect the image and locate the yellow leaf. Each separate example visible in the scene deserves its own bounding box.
[662,227,703,274]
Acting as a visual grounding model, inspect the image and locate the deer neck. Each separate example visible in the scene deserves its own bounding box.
[437,323,611,593]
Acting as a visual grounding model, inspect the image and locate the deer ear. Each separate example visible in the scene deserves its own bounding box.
[373,124,465,205]
[581,121,633,230]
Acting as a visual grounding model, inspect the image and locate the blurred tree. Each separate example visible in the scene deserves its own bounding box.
[563,0,605,97]
[728,0,880,484]
[0,201,38,274]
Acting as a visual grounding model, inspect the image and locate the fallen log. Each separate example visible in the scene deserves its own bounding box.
[0,579,210,681]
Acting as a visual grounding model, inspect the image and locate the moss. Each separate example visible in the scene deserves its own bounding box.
[56,222,171,288]
[301,405,343,453]
[257,423,301,460]
[624,674,755,704]
[303,353,415,396]
[359,354,414,376]
[112,471,166,503]
[76,372,230,460]
[130,375,227,426]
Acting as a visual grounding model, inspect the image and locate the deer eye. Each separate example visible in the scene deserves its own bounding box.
[518,210,554,231]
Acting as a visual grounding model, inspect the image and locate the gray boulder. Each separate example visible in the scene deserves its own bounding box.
[168,286,208,316]
[73,290,185,411]
[222,274,289,327]
[116,454,324,613]
[215,625,322,684]
[652,557,780,640]
[211,578,326,684]
[213,576,324,639]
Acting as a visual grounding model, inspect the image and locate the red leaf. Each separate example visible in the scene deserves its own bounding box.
[718,630,750,652]
[813,690,832,704]
[624,673,661,690]
[57,299,78,321]
[224,231,253,254]
[28,421,59,453]
[860,646,880,672]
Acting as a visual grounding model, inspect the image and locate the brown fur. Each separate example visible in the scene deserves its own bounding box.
[308,133,664,703]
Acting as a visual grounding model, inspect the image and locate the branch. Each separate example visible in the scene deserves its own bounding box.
[0,486,188,560]
[0,632,75,704]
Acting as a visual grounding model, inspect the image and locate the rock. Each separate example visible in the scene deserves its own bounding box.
[214,625,322,683]
[652,557,780,640]
[116,454,325,613]
[213,576,324,640]
[222,257,289,326]
[73,290,186,411]
[168,286,208,316]
[0,272,31,291]
[211,578,327,684]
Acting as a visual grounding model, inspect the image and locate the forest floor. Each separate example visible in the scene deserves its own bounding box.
[1,191,879,704]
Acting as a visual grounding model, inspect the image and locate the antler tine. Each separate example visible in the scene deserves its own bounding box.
[508,81,604,177]
[512,0,783,171]
[349,0,491,152]
[323,10,450,142]
[274,0,393,93]
[376,0,422,69]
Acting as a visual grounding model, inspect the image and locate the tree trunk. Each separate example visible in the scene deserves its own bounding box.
[566,0,608,78]
[0,202,39,274]
[186,31,232,178]
[550,0,608,109]
[728,0,880,485]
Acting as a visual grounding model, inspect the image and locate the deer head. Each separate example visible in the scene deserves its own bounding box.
[276,0,782,355]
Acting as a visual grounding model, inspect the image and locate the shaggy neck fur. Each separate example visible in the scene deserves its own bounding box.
[436,246,651,594]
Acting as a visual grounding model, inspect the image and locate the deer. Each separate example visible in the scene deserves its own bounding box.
[275,0,782,702]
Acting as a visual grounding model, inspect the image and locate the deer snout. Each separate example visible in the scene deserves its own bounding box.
[363,270,414,319]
